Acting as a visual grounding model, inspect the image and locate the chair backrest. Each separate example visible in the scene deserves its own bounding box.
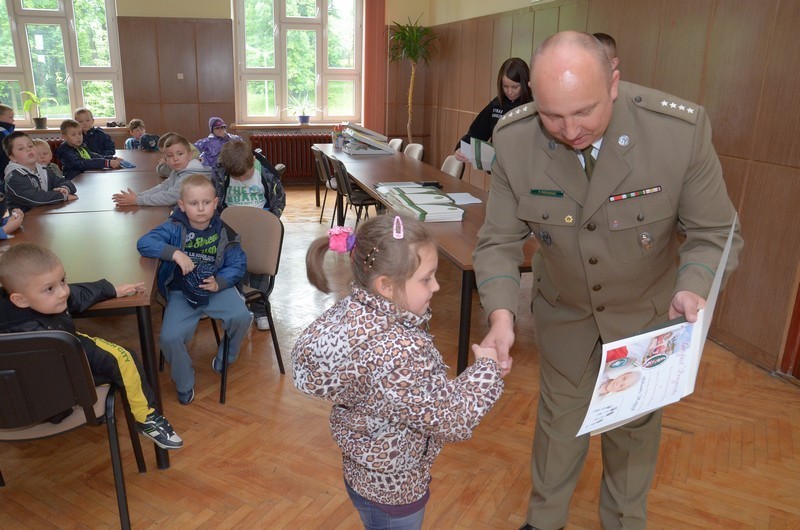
[328,155,357,200]
[311,145,336,187]
[403,143,424,161]
[440,155,465,179]
[388,138,403,152]
[221,207,285,279]
[0,331,98,430]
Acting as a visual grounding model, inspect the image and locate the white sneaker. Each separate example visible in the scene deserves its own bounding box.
[256,316,271,331]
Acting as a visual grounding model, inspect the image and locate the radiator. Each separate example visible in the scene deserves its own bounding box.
[250,132,331,184]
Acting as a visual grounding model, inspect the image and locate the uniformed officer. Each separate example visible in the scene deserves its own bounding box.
[472,31,743,529]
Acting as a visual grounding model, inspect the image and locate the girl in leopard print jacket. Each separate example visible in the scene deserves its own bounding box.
[292,215,503,528]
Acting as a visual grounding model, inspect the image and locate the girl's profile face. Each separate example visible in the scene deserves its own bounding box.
[393,243,439,316]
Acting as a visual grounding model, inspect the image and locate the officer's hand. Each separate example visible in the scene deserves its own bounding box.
[669,290,706,322]
[480,309,515,377]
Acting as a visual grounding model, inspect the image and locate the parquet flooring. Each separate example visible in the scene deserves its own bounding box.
[1,186,798,529]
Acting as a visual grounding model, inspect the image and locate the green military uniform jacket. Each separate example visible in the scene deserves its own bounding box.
[473,81,743,385]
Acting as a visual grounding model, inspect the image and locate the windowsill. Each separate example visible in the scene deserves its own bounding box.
[231,123,335,133]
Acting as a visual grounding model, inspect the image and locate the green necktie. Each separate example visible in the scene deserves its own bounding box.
[581,146,595,179]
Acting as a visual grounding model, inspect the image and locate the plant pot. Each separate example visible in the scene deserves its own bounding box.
[33,117,47,129]
[297,115,310,125]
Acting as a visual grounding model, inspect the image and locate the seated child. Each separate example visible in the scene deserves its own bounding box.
[0,103,16,178]
[136,174,251,405]
[55,119,122,180]
[74,107,116,156]
[112,134,211,207]
[3,132,77,211]
[125,119,160,151]
[0,243,183,449]
[216,140,286,332]
[33,138,65,179]
[156,132,201,178]
[0,189,24,240]
[292,216,504,527]
[194,117,242,168]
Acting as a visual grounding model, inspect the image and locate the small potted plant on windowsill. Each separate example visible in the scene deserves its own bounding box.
[21,90,58,130]
[285,94,321,125]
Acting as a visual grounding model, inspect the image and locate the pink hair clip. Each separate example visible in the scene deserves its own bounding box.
[328,226,356,253]
[392,216,404,240]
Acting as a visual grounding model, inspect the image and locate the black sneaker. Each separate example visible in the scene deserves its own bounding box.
[136,412,184,450]
[177,387,195,405]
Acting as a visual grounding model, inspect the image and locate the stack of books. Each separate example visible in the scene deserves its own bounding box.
[342,124,394,155]
[376,183,464,222]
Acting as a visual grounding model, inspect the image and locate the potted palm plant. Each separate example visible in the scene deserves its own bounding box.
[286,94,321,125]
[21,90,58,129]
[389,16,437,146]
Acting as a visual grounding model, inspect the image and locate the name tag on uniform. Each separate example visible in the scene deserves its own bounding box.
[608,186,662,202]
[531,189,564,198]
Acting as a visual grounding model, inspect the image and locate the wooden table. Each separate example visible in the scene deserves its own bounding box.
[113,149,162,171]
[1,208,172,469]
[315,144,537,373]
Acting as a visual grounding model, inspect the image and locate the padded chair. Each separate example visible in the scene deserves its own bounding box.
[403,143,424,161]
[0,330,146,530]
[311,145,339,227]
[388,138,403,152]
[441,155,465,179]
[328,155,380,228]
[220,206,286,385]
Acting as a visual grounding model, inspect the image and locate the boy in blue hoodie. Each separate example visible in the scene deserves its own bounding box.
[0,104,16,179]
[75,107,116,156]
[137,174,251,405]
[194,117,242,168]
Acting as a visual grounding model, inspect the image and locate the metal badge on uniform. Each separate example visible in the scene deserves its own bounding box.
[618,135,630,146]
[639,232,654,250]
[539,230,552,246]
[564,215,574,224]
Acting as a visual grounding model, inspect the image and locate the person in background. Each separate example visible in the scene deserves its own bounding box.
[453,57,533,163]
[112,134,211,207]
[56,119,122,180]
[125,119,160,151]
[136,174,251,405]
[593,32,619,70]
[293,215,504,530]
[472,31,742,529]
[195,117,242,168]
[215,140,286,332]
[0,103,16,179]
[33,139,65,179]
[74,107,116,156]
[3,131,77,211]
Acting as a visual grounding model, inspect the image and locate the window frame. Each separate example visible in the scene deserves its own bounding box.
[233,0,362,125]
[0,0,125,127]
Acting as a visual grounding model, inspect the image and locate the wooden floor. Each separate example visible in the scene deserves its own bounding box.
[2,186,799,529]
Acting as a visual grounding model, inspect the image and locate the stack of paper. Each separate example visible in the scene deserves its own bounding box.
[343,127,394,154]
[343,122,388,142]
[380,187,463,222]
[460,138,495,170]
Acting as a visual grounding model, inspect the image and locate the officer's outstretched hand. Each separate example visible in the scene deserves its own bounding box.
[480,309,515,378]
[669,290,706,322]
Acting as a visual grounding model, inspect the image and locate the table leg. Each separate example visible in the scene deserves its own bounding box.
[136,305,170,469]
[457,270,475,374]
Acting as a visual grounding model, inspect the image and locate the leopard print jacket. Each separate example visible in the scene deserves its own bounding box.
[292,285,503,506]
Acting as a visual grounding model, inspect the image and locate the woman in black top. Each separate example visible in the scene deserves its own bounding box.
[454,57,533,163]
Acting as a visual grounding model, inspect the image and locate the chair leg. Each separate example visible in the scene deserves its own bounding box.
[158,350,165,372]
[0,469,5,487]
[319,187,329,224]
[265,302,284,374]
[219,333,230,404]
[210,319,221,346]
[105,387,132,530]
[120,390,147,473]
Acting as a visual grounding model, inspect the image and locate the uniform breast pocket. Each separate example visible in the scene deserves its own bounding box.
[606,193,675,261]
[517,194,578,257]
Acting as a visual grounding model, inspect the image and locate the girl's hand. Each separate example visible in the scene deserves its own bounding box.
[471,343,499,363]
[115,282,146,297]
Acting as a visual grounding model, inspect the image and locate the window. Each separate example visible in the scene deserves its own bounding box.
[234,0,362,124]
[0,0,124,127]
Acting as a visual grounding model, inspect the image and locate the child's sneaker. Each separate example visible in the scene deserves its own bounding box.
[136,412,184,450]
[256,316,270,331]
[177,387,194,405]
[212,355,223,375]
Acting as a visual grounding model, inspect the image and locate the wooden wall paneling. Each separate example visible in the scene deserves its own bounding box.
[156,20,198,104]
[363,0,387,133]
[474,18,495,112]
[752,0,800,167]
[532,6,560,53]
[555,0,589,32]
[510,10,535,63]
[613,0,662,87]
[386,59,400,138]
[118,18,161,105]
[703,0,774,159]
[124,103,164,135]
[586,0,625,37]
[162,103,202,145]
[492,15,513,83]
[715,162,800,369]
[458,21,477,112]
[652,0,712,102]
[196,20,234,103]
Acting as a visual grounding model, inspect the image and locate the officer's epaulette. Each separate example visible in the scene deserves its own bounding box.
[495,103,536,132]
[631,90,700,125]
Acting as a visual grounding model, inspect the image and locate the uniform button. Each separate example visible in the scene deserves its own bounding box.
[542,213,549,220]
[589,257,598,265]
[536,275,541,282]
[637,213,644,221]
[593,284,601,291]
[596,305,605,312]
[587,222,596,231]
[634,96,642,103]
